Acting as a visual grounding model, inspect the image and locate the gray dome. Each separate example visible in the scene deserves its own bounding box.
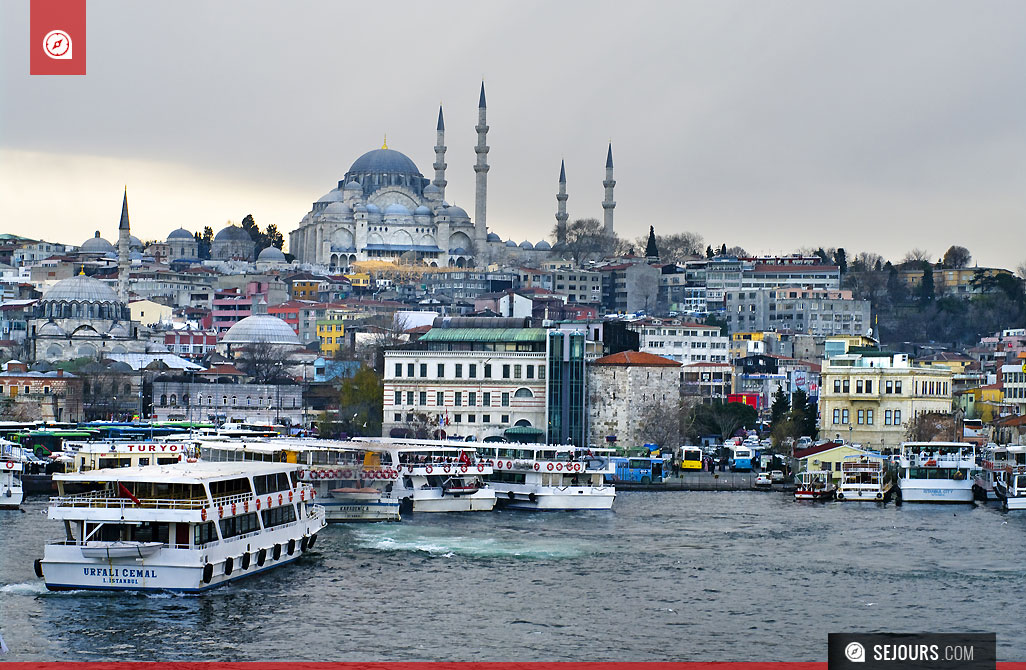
[535,240,551,250]
[505,240,517,247]
[519,241,534,249]
[317,189,345,203]
[342,148,428,199]
[321,201,352,218]
[40,274,122,304]
[222,315,301,347]
[257,246,287,262]
[384,203,411,216]
[447,205,470,220]
[80,232,114,253]
[215,225,252,242]
[37,321,67,336]
[450,247,467,255]
[343,180,362,191]
[129,235,143,249]
[347,149,421,177]
[423,184,440,197]
[414,205,432,216]
[487,232,501,242]
[365,203,380,214]
[354,203,368,213]
[167,227,193,241]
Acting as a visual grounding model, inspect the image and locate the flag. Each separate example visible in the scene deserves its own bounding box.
[459,450,471,466]
[118,482,141,505]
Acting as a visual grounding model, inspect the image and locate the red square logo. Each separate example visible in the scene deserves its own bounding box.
[30,0,87,75]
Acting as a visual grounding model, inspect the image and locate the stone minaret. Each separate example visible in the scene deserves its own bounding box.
[473,82,489,264]
[117,187,131,304]
[433,105,447,201]
[555,160,568,247]
[602,143,616,237]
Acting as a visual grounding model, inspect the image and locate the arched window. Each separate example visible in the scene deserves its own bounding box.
[160,394,167,406]
[183,394,190,406]
[124,383,131,395]
[247,396,252,405]
[232,395,237,405]
[514,419,532,427]
[514,388,533,398]
[170,394,177,406]
[222,395,227,405]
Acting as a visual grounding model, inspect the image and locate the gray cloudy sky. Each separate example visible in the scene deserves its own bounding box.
[1,1,1024,267]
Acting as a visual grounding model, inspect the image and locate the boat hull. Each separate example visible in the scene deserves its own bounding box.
[407,490,496,512]
[319,498,401,522]
[493,486,616,511]
[898,479,974,503]
[837,486,888,502]
[0,491,23,509]
[794,489,835,501]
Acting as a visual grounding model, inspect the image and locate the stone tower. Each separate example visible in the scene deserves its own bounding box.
[473,82,489,264]
[117,187,131,304]
[433,105,447,201]
[602,143,616,238]
[555,160,568,247]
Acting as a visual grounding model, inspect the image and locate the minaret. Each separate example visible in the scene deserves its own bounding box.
[473,82,489,265]
[602,143,616,238]
[433,105,447,201]
[555,160,568,247]
[117,187,131,304]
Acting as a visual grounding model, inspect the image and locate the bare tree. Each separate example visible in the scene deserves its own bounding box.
[234,343,299,383]
[906,412,956,442]
[901,248,932,266]
[631,232,704,264]
[725,246,748,258]
[1017,262,1026,281]
[941,245,972,269]
[550,218,618,264]
[638,401,682,449]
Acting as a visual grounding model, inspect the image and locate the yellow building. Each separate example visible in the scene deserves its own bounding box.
[316,311,346,354]
[344,273,371,290]
[291,279,320,299]
[794,442,875,483]
[900,266,1012,296]
[957,385,1005,422]
[819,349,953,452]
[730,332,766,360]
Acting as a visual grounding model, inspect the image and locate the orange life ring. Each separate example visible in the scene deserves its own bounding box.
[4,461,13,469]
[218,506,224,519]
[288,491,293,503]
[201,508,207,521]
[231,502,237,515]
[444,464,451,473]
[506,461,512,469]
[547,463,554,471]
[556,463,563,471]
[408,465,415,474]
[460,465,468,473]
[478,463,485,472]
[534,463,540,471]
[496,461,503,470]
[256,498,261,510]
[425,465,433,474]
[278,493,283,506]
[267,496,272,508]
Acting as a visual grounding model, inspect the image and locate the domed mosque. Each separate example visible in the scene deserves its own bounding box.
[217,314,301,357]
[289,83,617,271]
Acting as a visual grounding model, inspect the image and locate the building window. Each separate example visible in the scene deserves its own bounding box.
[502,365,510,379]
[833,408,840,424]
[436,391,444,405]
[394,413,402,422]
[407,363,414,377]
[468,415,476,423]
[419,391,427,405]
[842,409,849,424]
[484,364,492,378]
[514,365,522,379]
[856,380,863,393]
[842,380,850,393]
[539,367,545,380]
[866,380,873,394]
[886,380,893,394]
[469,364,477,378]
[394,363,402,377]
[885,410,892,425]
[501,393,510,407]
[482,392,491,406]
[454,414,462,423]
[437,363,444,377]
[894,409,901,424]
[895,381,902,394]
[526,366,534,379]
[406,391,414,405]
[454,392,462,406]
[834,380,841,393]
[394,391,402,405]
[483,414,491,423]
[455,364,463,378]
[867,410,873,425]
[468,392,476,406]
[514,388,533,398]
[501,414,509,423]
[420,364,427,377]
[857,410,864,425]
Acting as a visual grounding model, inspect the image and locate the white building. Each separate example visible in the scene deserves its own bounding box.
[631,318,729,363]
[1001,363,1026,414]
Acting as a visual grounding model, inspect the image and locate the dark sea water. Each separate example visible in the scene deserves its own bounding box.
[1,490,1024,662]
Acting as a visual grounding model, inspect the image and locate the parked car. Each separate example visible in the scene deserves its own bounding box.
[755,473,772,488]
[770,470,786,483]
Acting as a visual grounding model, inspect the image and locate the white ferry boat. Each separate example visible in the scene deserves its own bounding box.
[974,443,1003,501]
[1,440,25,509]
[896,442,977,504]
[354,438,497,513]
[200,439,401,522]
[991,445,1026,511]
[836,454,891,502]
[62,440,198,472]
[35,461,325,592]
[794,470,836,501]
[473,443,616,511]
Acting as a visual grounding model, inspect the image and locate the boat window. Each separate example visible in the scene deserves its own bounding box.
[132,521,170,545]
[220,512,260,539]
[209,477,253,499]
[253,473,289,495]
[194,521,217,546]
[260,505,297,529]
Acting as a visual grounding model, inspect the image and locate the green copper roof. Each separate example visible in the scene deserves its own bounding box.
[418,328,548,343]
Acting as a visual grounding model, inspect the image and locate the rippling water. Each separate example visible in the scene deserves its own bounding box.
[2,491,1024,662]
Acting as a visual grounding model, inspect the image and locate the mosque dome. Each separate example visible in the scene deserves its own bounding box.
[450,247,467,255]
[535,240,551,250]
[214,225,253,242]
[519,241,534,250]
[384,203,411,216]
[365,203,380,215]
[343,180,362,192]
[354,203,368,213]
[167,227,193,241]
[414,205,432,216]
[447,205,470,220]
[40,274,121,305]
[321,201,353,218]
[342,148,428,198]
[129,235,143,249]
[80,232,114,254]
[222,315,301,347]
[487,232,501,243]
[423,184,441,198]
[317,189,345,203]
[257,246,287,262]
[505,240,517,248]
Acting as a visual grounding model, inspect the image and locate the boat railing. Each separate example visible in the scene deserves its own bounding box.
[47,539,193,550]
[308,505,326,523]
[211,488,303,509]
[50,494,207,510]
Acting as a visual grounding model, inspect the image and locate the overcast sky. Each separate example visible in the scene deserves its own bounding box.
[1,1,1024,267]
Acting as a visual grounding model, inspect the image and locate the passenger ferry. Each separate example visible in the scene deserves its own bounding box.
[355,439,497,513]
[794,470,836,501]
[896,442,977,504]
[62,440,198,473]
[836,453,891,502]
[1,440,25,509]
[991,445,1026,511]
[35,461,325,592]
[474,443,616,511]
[199,439,401,522]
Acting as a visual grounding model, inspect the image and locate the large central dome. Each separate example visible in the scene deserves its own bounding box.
[340,148,428,197]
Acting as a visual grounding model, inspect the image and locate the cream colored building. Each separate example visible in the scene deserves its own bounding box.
[129,299,173,326]
[819,350,953,452]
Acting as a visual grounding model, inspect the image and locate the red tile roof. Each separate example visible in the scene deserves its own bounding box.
[592,351,680,367]
[793,441,845,459]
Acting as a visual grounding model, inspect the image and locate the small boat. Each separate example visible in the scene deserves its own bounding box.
[1,441,25,509]
[442,479,482,495]
[991,445,1026,511]
[837,453,891,502]
[80,541,164,559]
[794,470,836,501]
[896,442,977,503]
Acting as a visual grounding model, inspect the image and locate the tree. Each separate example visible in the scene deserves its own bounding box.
[198,226,213,259]
[638,399,683,449]
[918,261,935,301]
[706,245,714,259]
[338,366,383,437]
[264,223,285,251]
[769,385,790,426]
[725,246,748,257]
[636,232,704,264]
[692,401,758,442]
[833,248,848,274]
[791,388,818,439]
[719,243,727,255]
[1017,261,1026,282]
[901,248,931,266]
[942,245,971,269]
[234,343,298,384]
[550,218,618,264]
[905,411,955,442]
[241,214,260,242]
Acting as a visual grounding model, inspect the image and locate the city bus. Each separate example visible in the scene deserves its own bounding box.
[729,446,754,472]
[607,456,667,484]
[679,446,704,471]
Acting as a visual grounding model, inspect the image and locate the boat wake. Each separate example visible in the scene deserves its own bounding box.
[353,527,584,559]
[0,581,48,596]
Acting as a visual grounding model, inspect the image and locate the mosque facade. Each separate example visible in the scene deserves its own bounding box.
[289,84,616,271]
